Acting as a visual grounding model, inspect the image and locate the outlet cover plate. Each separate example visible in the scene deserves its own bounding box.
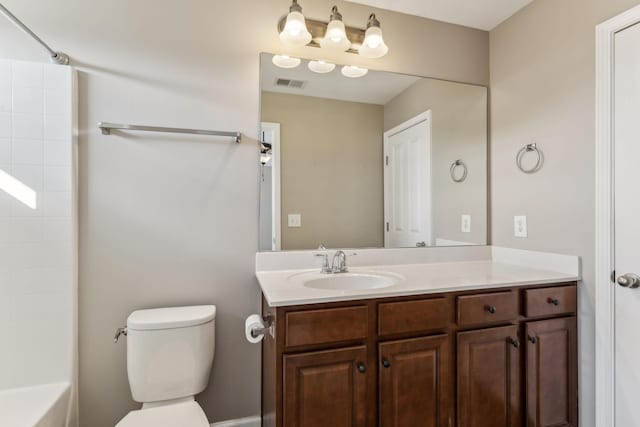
[288,214,302,228]
[514,215,528,238]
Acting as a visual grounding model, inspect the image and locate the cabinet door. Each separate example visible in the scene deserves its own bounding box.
[379,335,452,427]
[283,346,368,427]
[457,325,521,427]
[525,317,578,427]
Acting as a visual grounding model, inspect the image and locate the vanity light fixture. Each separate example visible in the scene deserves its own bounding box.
[308,60,336,73]
[341,65,368,78]
[279,0,312,47]
[319,6,351,52]
[272,54,301,69]
[359,13,389,59]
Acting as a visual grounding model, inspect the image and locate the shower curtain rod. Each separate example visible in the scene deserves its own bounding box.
[0,2,69,65]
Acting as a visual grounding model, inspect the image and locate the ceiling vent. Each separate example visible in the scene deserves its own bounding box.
[275,78,306,89]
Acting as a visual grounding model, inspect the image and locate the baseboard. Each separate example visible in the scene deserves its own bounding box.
[211,415,260,427]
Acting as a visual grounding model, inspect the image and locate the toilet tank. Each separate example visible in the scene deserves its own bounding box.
[126,305,216,403]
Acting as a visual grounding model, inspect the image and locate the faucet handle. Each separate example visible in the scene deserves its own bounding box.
[314,253,331,274]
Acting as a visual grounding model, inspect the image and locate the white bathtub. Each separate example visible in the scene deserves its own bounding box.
[0,383,70,427]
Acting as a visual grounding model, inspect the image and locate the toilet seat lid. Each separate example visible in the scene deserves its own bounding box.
[116,401,209,427]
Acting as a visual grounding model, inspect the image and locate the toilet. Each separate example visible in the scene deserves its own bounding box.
[116,305,216,427]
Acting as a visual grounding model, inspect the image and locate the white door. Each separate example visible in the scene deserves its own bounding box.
[614,21,640,426]
[383,111,431,248]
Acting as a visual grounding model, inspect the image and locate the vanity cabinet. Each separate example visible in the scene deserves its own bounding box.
[261,282,578,427]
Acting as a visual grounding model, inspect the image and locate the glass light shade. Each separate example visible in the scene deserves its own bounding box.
[359,26,389,58]
[320,20,351,51]
[341,65,368,78]
[272,55,301,69]
[279,11,312,46]
[308,60,336,73]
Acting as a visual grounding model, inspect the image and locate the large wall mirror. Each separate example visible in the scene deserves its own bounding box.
[259,53,487,251]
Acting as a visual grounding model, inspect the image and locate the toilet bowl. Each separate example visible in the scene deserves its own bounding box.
[115,305,216,427]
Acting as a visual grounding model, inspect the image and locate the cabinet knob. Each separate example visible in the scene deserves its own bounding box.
[382,359,391,369]
[486,305,497,314]
[508,337,520,348]
[357,362,366,373]
[548,298,560,306]
[528,335,538,344]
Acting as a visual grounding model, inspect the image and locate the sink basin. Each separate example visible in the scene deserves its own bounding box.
[301,272,401,291]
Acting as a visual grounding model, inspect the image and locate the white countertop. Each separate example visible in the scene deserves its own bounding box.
[256,259,580,307]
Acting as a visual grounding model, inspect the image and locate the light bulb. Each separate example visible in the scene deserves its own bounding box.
[319,6,351,52]
[279,1,312,47]
[272,55,301,69]
[308,60,336,74]
[341,65,368,78]
[359,14,388,59]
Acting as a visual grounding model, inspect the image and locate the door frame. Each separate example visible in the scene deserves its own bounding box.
[383,110,432,248]
[595,6,640,427]
[261,122,281,251]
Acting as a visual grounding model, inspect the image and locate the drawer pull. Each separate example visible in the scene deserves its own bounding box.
[357,362,366,373]
[508,337,520,348]
[382,359,391,369]
[528,335,538,344]
[548,298,560,306]
[486,305,497,314]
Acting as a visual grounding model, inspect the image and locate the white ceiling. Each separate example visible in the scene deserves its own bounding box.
[261,54,421,105]
[345,0,534,31]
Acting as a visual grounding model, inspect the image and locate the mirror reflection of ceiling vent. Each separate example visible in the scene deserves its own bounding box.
[275,78,306,89]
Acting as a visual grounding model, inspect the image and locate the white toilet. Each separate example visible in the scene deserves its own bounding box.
[116,305,216,427]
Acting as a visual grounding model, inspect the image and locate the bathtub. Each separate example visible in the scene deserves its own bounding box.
[0,383,70,427]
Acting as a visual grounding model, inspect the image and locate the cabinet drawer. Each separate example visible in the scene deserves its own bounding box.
[524,285,577,318]
[285,306,368,348]
[378,297,450,336]
[457,291,518,326]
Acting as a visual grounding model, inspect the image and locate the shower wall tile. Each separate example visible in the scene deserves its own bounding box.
[0,60,76,390]
[13,86,44,114]
[0,113,10,138]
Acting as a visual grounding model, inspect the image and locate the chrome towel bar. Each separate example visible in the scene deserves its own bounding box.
[98,122,242,143]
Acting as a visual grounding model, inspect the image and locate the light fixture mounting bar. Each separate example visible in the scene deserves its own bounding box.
[277,16,366,54]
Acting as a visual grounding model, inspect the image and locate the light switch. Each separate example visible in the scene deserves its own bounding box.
[288,214,302,228]
[514,215,528,237]
[461,215,471,233]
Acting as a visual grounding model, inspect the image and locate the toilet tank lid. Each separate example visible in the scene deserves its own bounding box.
[127,305,216,331]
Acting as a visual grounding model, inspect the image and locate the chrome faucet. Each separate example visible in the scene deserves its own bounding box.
[314,250,355,274]
[332,250,348,273]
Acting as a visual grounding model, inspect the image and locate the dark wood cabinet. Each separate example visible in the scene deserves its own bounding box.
[525,317,578,427]
[283,346,368,427]
[379,335,452,427]
[457,325,521,427]
[262,283,578,427]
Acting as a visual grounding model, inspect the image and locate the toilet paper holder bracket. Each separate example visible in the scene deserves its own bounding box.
[251,314,274,339]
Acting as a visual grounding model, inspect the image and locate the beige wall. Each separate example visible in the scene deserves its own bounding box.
[261,92,384,250]
[0,0,488,425]
[384,79,487,245]
[490,0,640,425]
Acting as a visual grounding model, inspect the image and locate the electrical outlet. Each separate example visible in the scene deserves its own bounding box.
[514,215,528,238]
[288,214,302,228]
[461,215,471,233]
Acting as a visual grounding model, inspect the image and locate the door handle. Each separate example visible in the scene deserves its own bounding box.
[617,273,640,288]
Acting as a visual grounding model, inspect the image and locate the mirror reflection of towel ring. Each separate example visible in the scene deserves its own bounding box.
[450,159,468,183]
[516,143,544,174]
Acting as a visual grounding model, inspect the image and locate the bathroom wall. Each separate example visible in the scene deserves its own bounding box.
[261,92,384,250]
[0,59,77,420]
[0,0,488,425]
[384,79,487,246]
[490,0,640,425]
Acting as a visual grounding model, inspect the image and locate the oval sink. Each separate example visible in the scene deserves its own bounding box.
[302,273,400,291]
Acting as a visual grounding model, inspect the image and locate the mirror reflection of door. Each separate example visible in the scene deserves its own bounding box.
[384,111,432,248]
[259,122,280,251]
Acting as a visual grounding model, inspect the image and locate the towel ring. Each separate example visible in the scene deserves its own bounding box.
[516,143,544,174]
[450,159,468,183]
